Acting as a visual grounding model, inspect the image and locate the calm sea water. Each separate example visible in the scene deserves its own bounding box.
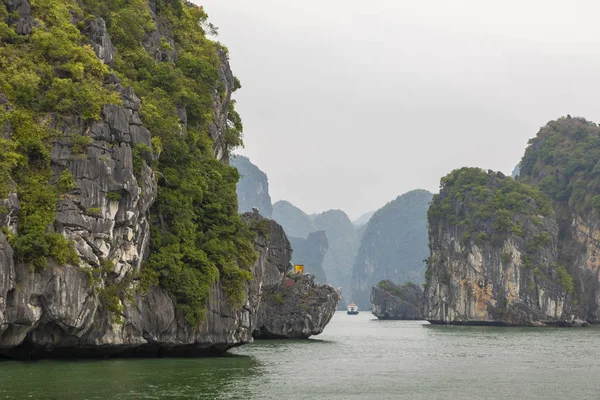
[1,312,600,399]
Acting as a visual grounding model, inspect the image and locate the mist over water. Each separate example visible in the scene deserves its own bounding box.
[2,312,599,399]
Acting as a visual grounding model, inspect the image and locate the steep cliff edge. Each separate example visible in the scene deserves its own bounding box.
[371,280,423,320]
[245,211,339,340]
[0,0,338,359]
[519,117,600,322]
[424,168,580,326]
[254,273,340,339]
[0,207,337,358]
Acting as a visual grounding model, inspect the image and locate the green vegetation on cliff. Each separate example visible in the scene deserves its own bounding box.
[520,117,600,215]
[376,280,418,301]
[1,0,255,324]
[428,168,552,244]
[0,0,120,270]
[518,116,600,316]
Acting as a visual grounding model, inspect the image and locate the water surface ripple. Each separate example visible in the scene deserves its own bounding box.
[1,312,599,399]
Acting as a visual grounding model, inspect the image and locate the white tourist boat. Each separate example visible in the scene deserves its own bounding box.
[347,303,359,315]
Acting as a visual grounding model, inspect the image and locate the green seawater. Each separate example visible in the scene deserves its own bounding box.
[1,312,600,399]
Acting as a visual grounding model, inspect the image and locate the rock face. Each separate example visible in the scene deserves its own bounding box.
[243,211,340,339]
[254,274,340,339]
[0,1,339,359]
[230,155,273,217]
[88,17,116,65]
[0,208,338,358]
[424,168,576,326]
[371,281,423,320]
[6,0,36,35]
[289,231,329,284]
[52,77,156,287]
[352,190,432,309]
[519,117,600,323]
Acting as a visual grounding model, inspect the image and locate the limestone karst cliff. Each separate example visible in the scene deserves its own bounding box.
[424,117,600,326]
[519,117,600,323]
[424,168,577,326]
[371,280,423,320]
[0,0,338,358]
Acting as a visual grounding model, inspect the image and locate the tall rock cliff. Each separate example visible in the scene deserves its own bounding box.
[0,0,338,358]
[253,272,340,339]
[243,212,340,340]
[519,117,600,322]
[424,168,578,326]
[351,190,432,309]
[230,155,273,217]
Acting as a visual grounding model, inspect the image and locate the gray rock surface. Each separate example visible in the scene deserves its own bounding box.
[243,211,340,339]
[89,17,116,65]
[424,170,575,326]
[6,0,36,35]
[0,208,339,358]
[209,47,236,163]
[0,13,340,357]
[254,274,340,339]
[371,281,423,320]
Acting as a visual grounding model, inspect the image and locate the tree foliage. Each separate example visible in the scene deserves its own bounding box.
[520,116,600,215]
[1,0,254,322]
[428,167,552,244]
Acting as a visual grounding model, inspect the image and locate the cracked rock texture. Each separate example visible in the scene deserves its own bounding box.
[424,170,578,326]
[0,3,338,359]
[371,281,423,320]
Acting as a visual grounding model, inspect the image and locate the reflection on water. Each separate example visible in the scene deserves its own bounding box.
[1,312,600,399]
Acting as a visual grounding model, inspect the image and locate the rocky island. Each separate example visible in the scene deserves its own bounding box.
[371,280,423,320]
[0,0,338,359]
[424,117,600,328]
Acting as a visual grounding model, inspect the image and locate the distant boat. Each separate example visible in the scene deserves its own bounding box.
[347,303,359,315]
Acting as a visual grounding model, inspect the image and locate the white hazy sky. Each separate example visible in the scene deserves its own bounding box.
[197,0,600,219]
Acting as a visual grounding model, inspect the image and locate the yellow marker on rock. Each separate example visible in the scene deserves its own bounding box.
[294,264,305,274]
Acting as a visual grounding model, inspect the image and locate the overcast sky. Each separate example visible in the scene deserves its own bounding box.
[197,0,600,220]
